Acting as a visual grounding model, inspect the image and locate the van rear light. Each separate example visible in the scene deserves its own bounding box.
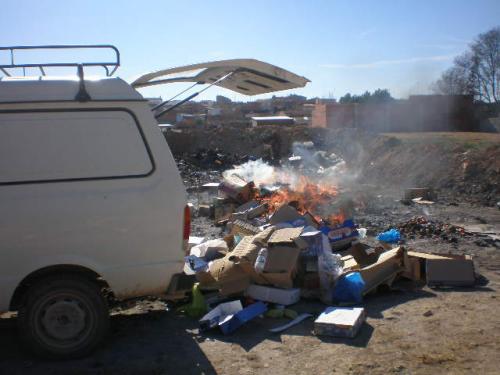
[183,204,191,241]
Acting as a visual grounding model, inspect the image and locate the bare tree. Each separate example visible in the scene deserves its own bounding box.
[434,26,499,103]
[470,27,499,103]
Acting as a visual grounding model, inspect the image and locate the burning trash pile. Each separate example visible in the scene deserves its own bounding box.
[181,160,477,338]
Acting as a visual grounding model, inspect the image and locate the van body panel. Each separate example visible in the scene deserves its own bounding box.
[0,99,186,312]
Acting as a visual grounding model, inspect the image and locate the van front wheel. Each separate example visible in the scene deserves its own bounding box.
[18,275,109,359]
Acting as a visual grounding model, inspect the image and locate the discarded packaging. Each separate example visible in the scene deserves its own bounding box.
[376,228,401,243]
[270,204,303,225]
[359,247,404,294]
[200,301,267,335]
[269,313,313,333]
[245,285,300,306]
[333,272,365,303]
[426,254,475,287]
[188,236,206,251]
[190,238,228,260]
[219,174,253,203]
[314,307,366,338]
[199,300,243,332]
[184,255,208,275]
[265,227,305,273]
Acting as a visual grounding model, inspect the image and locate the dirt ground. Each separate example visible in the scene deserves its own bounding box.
[1,194,499,375]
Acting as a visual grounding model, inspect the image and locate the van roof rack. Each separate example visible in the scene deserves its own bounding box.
[0,44,120,78]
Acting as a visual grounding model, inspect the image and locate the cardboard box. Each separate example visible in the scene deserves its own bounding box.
[270,204,303,225]
[339,242,378,267]
[402,250,423,281]
[245,285,300,306]
[265,227,305,273]
[206,257,251,296]
[426,255,474,287]
[218,174,253,203]
[230,219,261,237]
[407,251,453,260]
[322,219,358,245]
[359,247,404,294]
[199,300,243,331]
[299,230,324,257]
[221,228,297,290]
[314,307,366,338]
[200,301,267,335]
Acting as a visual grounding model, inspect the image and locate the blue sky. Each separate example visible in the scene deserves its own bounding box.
[1,0,499,101]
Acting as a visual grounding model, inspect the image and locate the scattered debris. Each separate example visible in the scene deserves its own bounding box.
[397,216,466,242]
[199,300,267,334]
[269,313,313,333]
[178,158,480,343]
[245,285,300,306]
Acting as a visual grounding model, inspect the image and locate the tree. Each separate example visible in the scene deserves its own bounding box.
[434,26,499,103]
[338,89,394,104]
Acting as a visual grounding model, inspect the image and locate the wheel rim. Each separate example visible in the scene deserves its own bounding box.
[32,291,96,350]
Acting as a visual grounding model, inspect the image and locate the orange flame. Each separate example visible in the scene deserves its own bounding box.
[257,176,345,225]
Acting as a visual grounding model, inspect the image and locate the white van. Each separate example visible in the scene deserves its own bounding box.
[0,45,309,358]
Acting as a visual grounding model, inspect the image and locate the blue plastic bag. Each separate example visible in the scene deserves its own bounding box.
[333,272,365,303]
[376,228,401,243]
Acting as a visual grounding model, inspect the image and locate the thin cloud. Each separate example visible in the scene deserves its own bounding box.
[358,28,376,39]
[321,54,455,69]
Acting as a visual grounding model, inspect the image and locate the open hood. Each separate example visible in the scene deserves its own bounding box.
[131,59,309,96]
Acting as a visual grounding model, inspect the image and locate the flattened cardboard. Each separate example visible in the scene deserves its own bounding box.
[359,247,403,294]
[426,257,475,287]
[407,251,453,260]
[339,242,378,267]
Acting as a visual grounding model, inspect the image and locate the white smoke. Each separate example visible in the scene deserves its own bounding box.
[222,159,299,188]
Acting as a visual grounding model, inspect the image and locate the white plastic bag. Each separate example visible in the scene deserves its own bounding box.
[317,234,343,304]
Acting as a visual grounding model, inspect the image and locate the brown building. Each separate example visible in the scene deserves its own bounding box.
[311,95,477,132]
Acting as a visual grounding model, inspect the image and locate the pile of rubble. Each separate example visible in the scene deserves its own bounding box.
[397,216,467,242]
[180,162,477,338]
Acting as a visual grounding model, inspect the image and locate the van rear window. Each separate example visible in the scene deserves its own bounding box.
[0,109,153,184]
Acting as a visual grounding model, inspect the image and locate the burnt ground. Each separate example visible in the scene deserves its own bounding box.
[1,131,499,374]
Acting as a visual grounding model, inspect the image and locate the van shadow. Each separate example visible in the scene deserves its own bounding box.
[0,308,217,375]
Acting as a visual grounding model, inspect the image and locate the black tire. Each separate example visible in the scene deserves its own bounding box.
[18,275,109,359]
